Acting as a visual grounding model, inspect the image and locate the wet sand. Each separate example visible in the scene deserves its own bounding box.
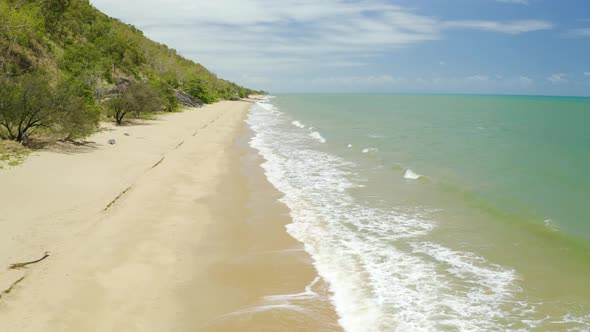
[185,122,341,331]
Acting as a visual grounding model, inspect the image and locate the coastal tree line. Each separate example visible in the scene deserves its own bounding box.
[0,0,263,143]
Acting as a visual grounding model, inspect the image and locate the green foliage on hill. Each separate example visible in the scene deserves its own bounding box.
[0,0,263,142]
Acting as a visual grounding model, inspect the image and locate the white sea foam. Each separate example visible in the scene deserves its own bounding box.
[292,120,306,129]
[404,169,422,180]
[309,131,326,143]
[362,147,378,154]
[347,144,353,148]
[246,100,588,331]
[264,276,321,302]
[544,218,559,231]
[215,304,305,320]
[256,99,280,114]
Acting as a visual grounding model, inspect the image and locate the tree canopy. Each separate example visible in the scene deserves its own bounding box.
[107,82,163,125]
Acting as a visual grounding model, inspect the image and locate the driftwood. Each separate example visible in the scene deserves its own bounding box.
[0,276,25,300]
[10,252,50,269]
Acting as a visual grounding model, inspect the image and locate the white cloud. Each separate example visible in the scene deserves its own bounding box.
[89,0,555,90]
[571,28,590,37]
[466,75,490,81]
[239,74,271,86]
[547,73,568,83]
[563,28,590,38]
[312,75,399,87]
[94,1,444,76]
[517,76,534,85]
[445,20,552,34]
[496,0,529,4]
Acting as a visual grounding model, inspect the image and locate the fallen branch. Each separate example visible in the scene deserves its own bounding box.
[0,276,25,299]
[9,252,50,270]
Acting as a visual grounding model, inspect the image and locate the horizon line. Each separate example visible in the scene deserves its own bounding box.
[268,92,590,99]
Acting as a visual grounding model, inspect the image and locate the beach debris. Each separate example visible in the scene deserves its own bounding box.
[124,133,130,136]
[108,139,116,145]
[9,252,50,270]
[0,276,25,300]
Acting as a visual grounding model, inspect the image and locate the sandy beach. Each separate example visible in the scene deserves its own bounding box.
[0,100,339,331]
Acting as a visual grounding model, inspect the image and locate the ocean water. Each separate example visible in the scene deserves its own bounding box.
[246,94,590,331]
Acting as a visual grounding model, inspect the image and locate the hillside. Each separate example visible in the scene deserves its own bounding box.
[0,0,262,143]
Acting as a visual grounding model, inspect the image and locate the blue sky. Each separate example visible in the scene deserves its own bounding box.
[90,0,590,96]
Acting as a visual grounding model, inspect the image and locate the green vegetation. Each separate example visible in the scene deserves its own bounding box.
[0,0,263,145]
[107,82,162,125]
[0,140,29,169]
[0,71,99,142]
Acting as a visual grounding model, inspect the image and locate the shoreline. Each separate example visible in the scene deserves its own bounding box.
[0,99,338,330]
[191,109,340,331]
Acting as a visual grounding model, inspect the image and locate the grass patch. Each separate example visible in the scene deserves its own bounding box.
[135,109,183,120]
[0,140,31,170]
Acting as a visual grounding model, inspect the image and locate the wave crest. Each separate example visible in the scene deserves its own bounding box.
[404,169,422,180]
[292,120,305,129]
[309,131,326,143]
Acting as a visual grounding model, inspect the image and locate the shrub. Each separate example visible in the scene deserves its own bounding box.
[107,82,163,125]
[54,76,100,140]
[187,79,218,104]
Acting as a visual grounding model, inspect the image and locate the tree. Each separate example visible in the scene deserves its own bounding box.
[0,1,43,73]
[152,79,178,112]
[0,72,55,142]
[107,82,162,125]
[187,79,217,104]
[53,76,100,140]
[0,72,99,142]
[60,43,103,84]
[41,0,71,37]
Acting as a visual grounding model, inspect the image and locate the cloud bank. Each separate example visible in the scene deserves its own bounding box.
[90,0,556,92]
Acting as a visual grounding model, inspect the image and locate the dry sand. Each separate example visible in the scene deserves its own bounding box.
[0,100,340,331]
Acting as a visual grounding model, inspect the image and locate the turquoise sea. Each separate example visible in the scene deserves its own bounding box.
[247,94,590,331]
